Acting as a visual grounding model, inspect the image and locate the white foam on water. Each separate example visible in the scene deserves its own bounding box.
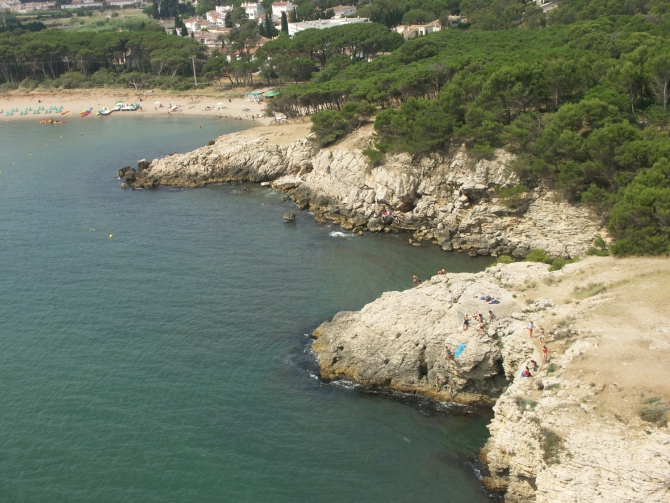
[329,231,353,238]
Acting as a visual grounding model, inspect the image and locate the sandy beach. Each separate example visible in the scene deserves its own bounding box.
[0,89,276,125]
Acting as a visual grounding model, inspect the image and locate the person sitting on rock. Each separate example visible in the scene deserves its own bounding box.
[445,347,454,359]
[478,322,486,337]
[463,314,470,331]
[530,360,538,372]
[523,367,532,377]
[413,274,419,286]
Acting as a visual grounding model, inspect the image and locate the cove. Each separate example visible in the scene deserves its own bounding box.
[0,117,495,502]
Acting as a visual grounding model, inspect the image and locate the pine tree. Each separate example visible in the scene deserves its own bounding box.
[280,11,288,32]
[224,11,232,28]
[159,0,169,18]
[174,12,181,28]
[258,19,266,37]
[289,8,297,22]
[264,15,276,37]
[168,0,178,18]
[180,25,188,36]
[150,1,159,19]
[172,27,178,34]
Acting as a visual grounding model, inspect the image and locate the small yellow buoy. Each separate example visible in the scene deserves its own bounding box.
[109,234,113,239]
[30,154,32,156]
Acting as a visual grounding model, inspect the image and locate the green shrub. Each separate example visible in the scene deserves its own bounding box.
[526,249,551,264]
[609,159,670,256]
[311,101,376,147]
[640,398,668,426]
[111,11,119,17]
[546,363,559,374]
[362,147,384,167]
[495,184,529,208]
[587,236,610,256]
[549,257,566,271]
[19,78,38,90]
[489,255,514,267]
[540,427,563,464]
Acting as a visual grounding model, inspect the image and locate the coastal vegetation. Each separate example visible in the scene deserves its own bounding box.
[3,0,670,254]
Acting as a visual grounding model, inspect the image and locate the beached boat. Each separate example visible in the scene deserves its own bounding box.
[61,110,69,115]
[98,108,113,116]
[80,107,93,117]
[120,104,140,111]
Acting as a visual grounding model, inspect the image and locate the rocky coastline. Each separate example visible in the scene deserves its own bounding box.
[118,124,604,259]
[118,126,670,502]
[310,259,670,503]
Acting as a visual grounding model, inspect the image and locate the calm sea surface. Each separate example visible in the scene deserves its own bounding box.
[0,116,495,502]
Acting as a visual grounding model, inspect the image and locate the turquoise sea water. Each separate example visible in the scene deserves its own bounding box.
[0,116,495,502]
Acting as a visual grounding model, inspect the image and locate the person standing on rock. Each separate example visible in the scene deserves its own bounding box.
[413,274,419,286]
[539,327,546,343]
[447,384,454,398]
[488,310,494,323]
[463,314,470,331]
[542,345,549,363]
[528,320,534,338]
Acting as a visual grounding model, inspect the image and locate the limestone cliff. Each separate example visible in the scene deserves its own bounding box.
[120,124,603,259]
[310,258,670,503]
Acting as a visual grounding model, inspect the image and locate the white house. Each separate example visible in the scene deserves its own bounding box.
[215,4,232,14]
[182,16,201,33]
[107,0,137,7]
[61,0,103,8]
[330,5,356,18]
[394,19,441,40]
[288,16,367,36]
[271,0,292,19]
[242,1,265,20]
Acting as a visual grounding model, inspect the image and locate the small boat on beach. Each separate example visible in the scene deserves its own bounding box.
[97,108,113,116]
[120,104,140,111]
[61,110,69,115]
[80,107,93,117]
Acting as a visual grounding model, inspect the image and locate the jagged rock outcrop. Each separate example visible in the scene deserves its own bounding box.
[311,263,546,405]
[119,125,604,258]
[311,259,670,503]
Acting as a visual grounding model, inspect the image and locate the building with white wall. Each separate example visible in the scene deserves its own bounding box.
[288,16,367,36]
[330,5,356,18]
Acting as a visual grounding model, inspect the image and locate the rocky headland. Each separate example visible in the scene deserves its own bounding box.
[311,257,670,502]
[119,123,604,259]
[119,124,670,502]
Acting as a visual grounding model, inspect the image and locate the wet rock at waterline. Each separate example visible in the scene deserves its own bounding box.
[120,125,604,258]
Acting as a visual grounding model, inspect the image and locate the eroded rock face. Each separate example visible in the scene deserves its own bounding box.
[311,260,670,503]
[120,126,604,258]
[311,264,546,406]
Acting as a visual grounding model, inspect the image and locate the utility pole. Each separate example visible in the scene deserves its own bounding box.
[191,55,197,86]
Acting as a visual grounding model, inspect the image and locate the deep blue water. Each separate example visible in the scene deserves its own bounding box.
[0,116,494,502]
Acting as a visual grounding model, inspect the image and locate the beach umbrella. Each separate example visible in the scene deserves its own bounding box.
[154,101,162,105]
[116,100,124,104]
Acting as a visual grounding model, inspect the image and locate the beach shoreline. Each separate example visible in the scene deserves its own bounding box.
[0,89,276,125]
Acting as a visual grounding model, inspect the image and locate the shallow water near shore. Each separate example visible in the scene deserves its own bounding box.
[0,117,495,502]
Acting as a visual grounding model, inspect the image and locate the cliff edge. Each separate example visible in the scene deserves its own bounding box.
[119,123,604,259]
[311,257,670,503]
